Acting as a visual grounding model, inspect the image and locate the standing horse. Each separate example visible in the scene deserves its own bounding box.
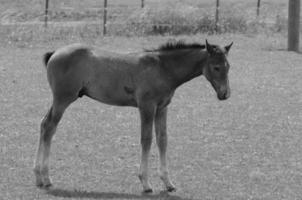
[34,40,233,193]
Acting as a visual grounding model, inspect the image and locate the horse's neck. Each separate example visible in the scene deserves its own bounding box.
[161,49,207,88]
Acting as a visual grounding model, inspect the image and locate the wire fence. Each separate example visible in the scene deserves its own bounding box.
[0,0,299,36]
[40,0,282,35]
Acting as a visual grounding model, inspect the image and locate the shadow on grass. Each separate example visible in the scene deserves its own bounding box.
[46,187,195,200]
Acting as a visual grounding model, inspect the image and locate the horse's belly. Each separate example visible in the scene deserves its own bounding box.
[83,65,137,106]
[86,86,137,107]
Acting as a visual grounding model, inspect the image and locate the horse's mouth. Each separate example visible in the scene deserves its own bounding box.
[217,90,230,100]
[217,95,228,100]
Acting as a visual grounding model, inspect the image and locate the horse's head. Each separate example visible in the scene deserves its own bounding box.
[203,40,233,101]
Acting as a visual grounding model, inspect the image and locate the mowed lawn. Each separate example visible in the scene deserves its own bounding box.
[0,34,302,200]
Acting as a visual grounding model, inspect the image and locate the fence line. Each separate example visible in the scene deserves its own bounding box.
[141,0,145,8]
[215,0,220,32]
[103,0,107,35]
[40,0,273,36]
[257,0,261,17]
[44,0,49,27]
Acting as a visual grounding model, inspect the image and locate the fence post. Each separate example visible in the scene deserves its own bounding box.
[44,0,49,28]
[257,0,261,16]
[141,0,144,8]
[215,0,220,32]
[103,0,107,35]
[288,0,300,51]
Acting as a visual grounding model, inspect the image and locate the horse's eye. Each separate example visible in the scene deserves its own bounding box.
[213,67,220,72]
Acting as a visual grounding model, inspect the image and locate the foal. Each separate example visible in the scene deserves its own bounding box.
[34,40,233,193]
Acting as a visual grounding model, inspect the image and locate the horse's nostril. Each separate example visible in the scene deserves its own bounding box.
[218,91,229,100]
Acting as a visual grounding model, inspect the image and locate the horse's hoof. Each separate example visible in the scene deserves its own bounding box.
[36,182,44,188]
[143,188,153,193]
[167,186,176,192]
[36,182,52,189]
[43,182,53,189]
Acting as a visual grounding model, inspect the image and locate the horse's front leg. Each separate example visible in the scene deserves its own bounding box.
[138,103,156,193]
[155,107,176,192]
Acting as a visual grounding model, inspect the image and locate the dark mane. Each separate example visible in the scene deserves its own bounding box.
[146,40,206,52]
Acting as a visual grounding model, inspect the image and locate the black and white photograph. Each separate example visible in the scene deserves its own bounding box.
[0,0,301,199]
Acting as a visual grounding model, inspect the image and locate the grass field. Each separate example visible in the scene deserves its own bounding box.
[0,32,302,200]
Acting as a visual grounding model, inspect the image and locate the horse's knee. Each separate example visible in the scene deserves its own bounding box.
[141,134,152,147]
[156,132,167,142]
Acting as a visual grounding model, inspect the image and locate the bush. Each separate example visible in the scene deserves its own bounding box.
[111,3,247,36]
[218,13,248,33]
[273,15,287,33]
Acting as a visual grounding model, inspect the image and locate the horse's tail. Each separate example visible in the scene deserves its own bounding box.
[43,51,55,67]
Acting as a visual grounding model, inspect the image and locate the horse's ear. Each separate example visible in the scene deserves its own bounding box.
[225,42,233,53]
[206,39,215,55]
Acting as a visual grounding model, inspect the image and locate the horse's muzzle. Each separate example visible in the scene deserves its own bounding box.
[217,89,230,100]
[217,91,230,101]
[209,79,230,101]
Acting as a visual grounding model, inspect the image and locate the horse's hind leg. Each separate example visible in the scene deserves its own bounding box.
[34,96,76,188]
